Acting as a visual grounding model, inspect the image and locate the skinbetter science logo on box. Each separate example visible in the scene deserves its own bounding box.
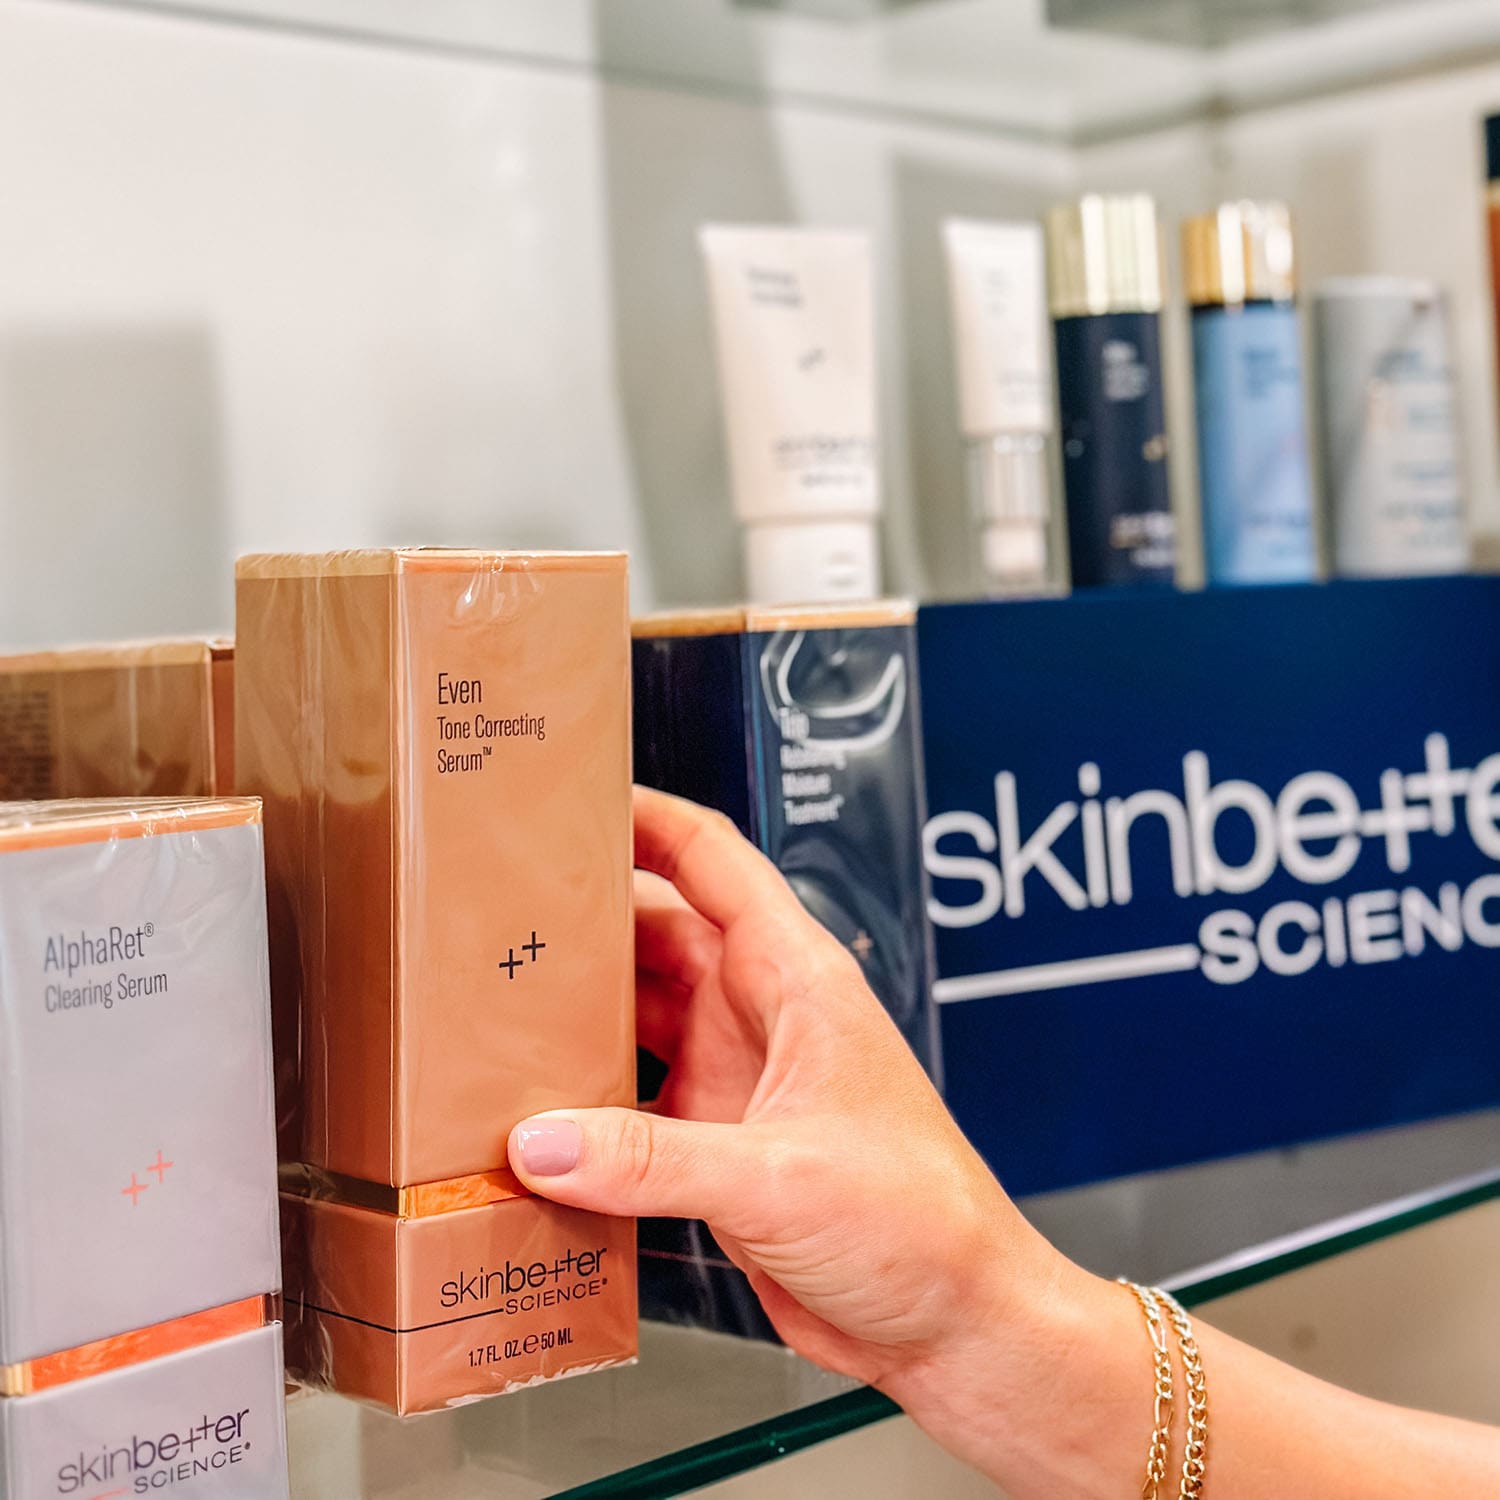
[916,580,1500,1195]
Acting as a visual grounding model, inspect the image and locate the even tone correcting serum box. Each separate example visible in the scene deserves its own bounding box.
[235,550,637,1414]
[0,639,235,800]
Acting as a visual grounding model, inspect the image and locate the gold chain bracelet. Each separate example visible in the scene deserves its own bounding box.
[1156,1288,1208,1499]
[1119,1281,1175,1500]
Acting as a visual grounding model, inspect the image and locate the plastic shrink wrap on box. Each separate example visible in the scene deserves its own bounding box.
[0,639,235,799]
[235,550,637,1415]
[0,797,286,1496]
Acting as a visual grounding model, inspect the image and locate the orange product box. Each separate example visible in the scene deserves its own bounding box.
[234,550,637,1411]
[281,1185,636,1415]
[0,638,234,800]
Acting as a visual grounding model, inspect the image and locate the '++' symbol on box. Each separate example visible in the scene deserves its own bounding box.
[121,1150,174,1206]
[498,931,546,980]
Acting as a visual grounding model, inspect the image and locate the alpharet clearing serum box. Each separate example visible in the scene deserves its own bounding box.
[236,550,637,1413]
[0,800,280,1377]
[0,798,285,1494]
[0,1324,288,1497]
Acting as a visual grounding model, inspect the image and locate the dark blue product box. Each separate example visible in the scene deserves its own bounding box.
[633,602,941,1340]
[918,578,1500,1198]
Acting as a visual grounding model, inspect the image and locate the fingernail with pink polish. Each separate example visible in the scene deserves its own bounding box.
[514,1118,582,1176]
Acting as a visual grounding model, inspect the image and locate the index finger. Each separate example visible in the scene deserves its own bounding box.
[633,786,801,933]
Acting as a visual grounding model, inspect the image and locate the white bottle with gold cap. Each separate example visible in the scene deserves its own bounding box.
[1047,194,1176,588]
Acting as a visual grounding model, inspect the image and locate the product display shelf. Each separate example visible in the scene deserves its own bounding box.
[1044,0,1417,49]
[285,1109,1500,1499]
[78,0,1500,146]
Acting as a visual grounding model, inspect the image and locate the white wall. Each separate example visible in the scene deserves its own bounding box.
[3,1,1500,643]
[0,0,1068,646]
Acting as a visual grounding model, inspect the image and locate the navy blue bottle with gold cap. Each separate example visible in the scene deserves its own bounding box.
[1047,195,1176,588]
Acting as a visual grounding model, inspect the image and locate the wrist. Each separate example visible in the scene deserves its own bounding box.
[880,1243,1146,1498]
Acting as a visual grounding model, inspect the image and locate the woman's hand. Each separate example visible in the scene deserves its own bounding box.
[509,787,1500,1500]
[506,786,1062,1396]
[506,788,1145,1496]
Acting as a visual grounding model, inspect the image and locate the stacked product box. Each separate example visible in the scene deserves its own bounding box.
[632,601,940,1340]
[0,798,287,1497]
[0,639,235,800]
[235,550,638,1415]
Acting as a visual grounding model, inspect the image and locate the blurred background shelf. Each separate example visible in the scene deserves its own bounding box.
[11,0,1500,635]
[1046,0,1436,51]
[285,1118,1500,1498]
[64,0,1500,142]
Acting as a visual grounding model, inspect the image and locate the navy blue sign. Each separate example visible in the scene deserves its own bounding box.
[918,578,1500,1196]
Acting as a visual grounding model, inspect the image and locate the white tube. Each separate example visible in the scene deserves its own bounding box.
[700,225,880,604]
[942,219,1059,595]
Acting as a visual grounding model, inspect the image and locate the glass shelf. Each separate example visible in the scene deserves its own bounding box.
[1018,1107,1500,1286]
[71,0,1500,145]
[1166,1162,1500,1304]
[285,1111,1500,1499]
[1044,0,1419,50]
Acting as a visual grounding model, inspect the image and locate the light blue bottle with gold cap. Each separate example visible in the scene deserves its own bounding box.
[1184,202,1317,586]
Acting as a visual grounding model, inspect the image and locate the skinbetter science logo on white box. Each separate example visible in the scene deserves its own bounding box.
[923,733,1500,1001]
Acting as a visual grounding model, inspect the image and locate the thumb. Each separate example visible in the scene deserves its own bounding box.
[508,1108,763,1229]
